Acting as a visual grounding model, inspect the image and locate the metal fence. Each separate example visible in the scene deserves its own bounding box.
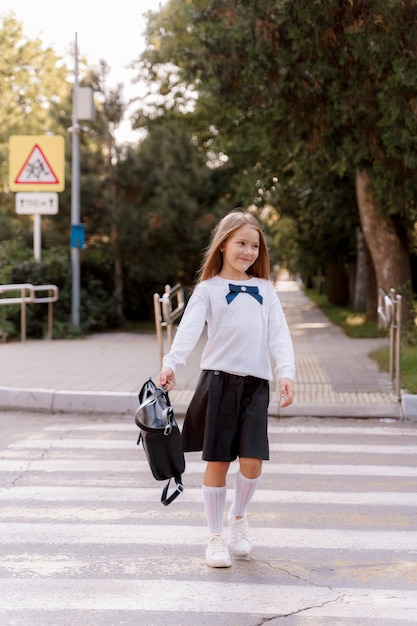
[0,283,59,342]
[377,287,402,400]
[153,283,185,366]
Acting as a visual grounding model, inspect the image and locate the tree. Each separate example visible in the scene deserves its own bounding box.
[0,12,72,245]
[89,61,126,317]
[279,0,416,318]
[115,114,217,319]
[0,14,127,331]
[137,0,417,319]
[0,13,71,188]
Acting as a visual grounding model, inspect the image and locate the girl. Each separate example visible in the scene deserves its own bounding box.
[157,209,295,567]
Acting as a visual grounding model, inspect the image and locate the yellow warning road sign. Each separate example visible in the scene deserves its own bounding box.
[9,135,65,192]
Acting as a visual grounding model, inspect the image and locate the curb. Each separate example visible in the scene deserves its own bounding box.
[276,401,403,420]
[401,393,417,422]
[0,387,138,415]
[0,386,406,420]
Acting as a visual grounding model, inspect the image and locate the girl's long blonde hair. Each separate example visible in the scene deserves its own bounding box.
[197,209,270,283]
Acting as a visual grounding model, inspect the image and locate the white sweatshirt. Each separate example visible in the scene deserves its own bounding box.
[162,276,295,381]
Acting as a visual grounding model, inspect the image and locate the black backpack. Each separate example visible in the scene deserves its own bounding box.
[135,378,185,505]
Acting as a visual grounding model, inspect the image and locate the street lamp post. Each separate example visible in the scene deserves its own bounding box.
[71,33,81,327]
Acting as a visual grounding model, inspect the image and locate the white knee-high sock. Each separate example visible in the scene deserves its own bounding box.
[229,471,261,518]
[203,485,226,535]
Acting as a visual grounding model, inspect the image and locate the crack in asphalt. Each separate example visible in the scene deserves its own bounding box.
[252,559,346,624]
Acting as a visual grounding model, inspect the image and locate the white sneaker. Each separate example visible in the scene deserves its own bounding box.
[205,534,232,568]
[228,515,252,557]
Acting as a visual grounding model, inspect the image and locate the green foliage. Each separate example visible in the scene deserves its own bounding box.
[0,13,229,329]
[370,343,417,395]
[0,12,72,193]
[2,4,417,338]
[275,170,359,287]
[115,115,223,318]
[397,344,417,394]
[79,247,122,331]
[0,241,121,338]
[0,314,14,342]
[138,0,417,292]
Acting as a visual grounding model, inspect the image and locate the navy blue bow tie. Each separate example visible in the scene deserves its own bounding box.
[226,283,263,305]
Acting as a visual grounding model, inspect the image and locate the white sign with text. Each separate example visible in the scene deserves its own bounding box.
[16,192,58,215]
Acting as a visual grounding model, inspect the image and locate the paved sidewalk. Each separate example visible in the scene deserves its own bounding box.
[0,281,408,419]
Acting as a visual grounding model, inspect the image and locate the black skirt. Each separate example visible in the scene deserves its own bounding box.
[182,370,270,462]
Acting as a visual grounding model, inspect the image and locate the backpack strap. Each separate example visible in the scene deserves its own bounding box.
[161,475,184,506]
[135,387,173,431]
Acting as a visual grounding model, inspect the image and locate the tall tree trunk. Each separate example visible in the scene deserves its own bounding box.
[365,246,378,322]
[327,261,349,305]
[352,228,378,320]
[355,169,411,321]
[353,228,366,311]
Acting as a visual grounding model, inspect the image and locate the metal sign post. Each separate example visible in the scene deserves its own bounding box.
[15,192,59,262]
[69,35,95,327]
[71,33,81,327]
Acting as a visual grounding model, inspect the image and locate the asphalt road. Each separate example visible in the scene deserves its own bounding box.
[0,410,416,625]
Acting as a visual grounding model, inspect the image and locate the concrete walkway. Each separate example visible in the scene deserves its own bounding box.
[0,281,409,420]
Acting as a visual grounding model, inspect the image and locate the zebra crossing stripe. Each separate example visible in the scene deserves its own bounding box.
[44,422,417,437]
[269,442,417,454]
[0,523,415,551]
[1,578,416,618]
[0,486,416,506]
[8,439,417,454]
[268,424,417,436]
[2,418,415,623]
[1,459,417,477]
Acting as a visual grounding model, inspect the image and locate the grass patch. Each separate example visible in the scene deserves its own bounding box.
[370,343,417,394]
[305,288,417,393]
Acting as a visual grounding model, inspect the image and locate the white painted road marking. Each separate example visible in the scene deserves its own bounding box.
[0,523,416,551]
[1,485,416,506]
[1,459,417,477]
[1,415,416,624]
[0,580,415,620]
[10,438,417,454]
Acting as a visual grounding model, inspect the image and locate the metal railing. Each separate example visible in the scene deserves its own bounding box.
[153,283,185,366]
[377,287,402,400]
[0,283,59,342]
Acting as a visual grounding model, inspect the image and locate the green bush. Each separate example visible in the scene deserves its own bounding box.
[0,241,122,339]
